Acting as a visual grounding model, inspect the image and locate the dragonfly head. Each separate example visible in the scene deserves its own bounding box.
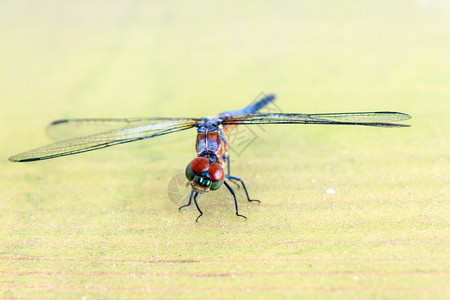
[185,157,224,193]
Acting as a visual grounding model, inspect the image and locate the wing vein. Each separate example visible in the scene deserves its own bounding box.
[9,119,197,162]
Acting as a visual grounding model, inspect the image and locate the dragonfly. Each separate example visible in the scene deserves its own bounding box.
[9,94,411,221]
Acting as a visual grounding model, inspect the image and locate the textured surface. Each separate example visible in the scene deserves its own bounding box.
[1,0,449,299]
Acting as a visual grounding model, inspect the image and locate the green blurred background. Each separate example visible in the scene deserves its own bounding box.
[0,0,448,299]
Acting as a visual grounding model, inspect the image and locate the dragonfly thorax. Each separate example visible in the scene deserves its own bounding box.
[194,117,227,130]
[198,151,219,164]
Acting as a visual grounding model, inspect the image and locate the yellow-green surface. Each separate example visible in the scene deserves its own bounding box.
[1,0,449,299]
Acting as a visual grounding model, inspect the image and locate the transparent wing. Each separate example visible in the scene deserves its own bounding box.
[46,117,179,140]
[9,119,198,162]
[222,112,411,127]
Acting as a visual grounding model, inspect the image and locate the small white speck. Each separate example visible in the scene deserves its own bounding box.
[326,188,336,194]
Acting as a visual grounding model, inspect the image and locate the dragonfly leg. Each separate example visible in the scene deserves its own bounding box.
[225,175,260,203]
[193,192,203,222]
[224,181,247,220]
[178,190,194,211]
[225,155,240,189]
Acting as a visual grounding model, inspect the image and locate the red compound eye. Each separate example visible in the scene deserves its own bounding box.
[190,157,209,174]
[208,163,224,181]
